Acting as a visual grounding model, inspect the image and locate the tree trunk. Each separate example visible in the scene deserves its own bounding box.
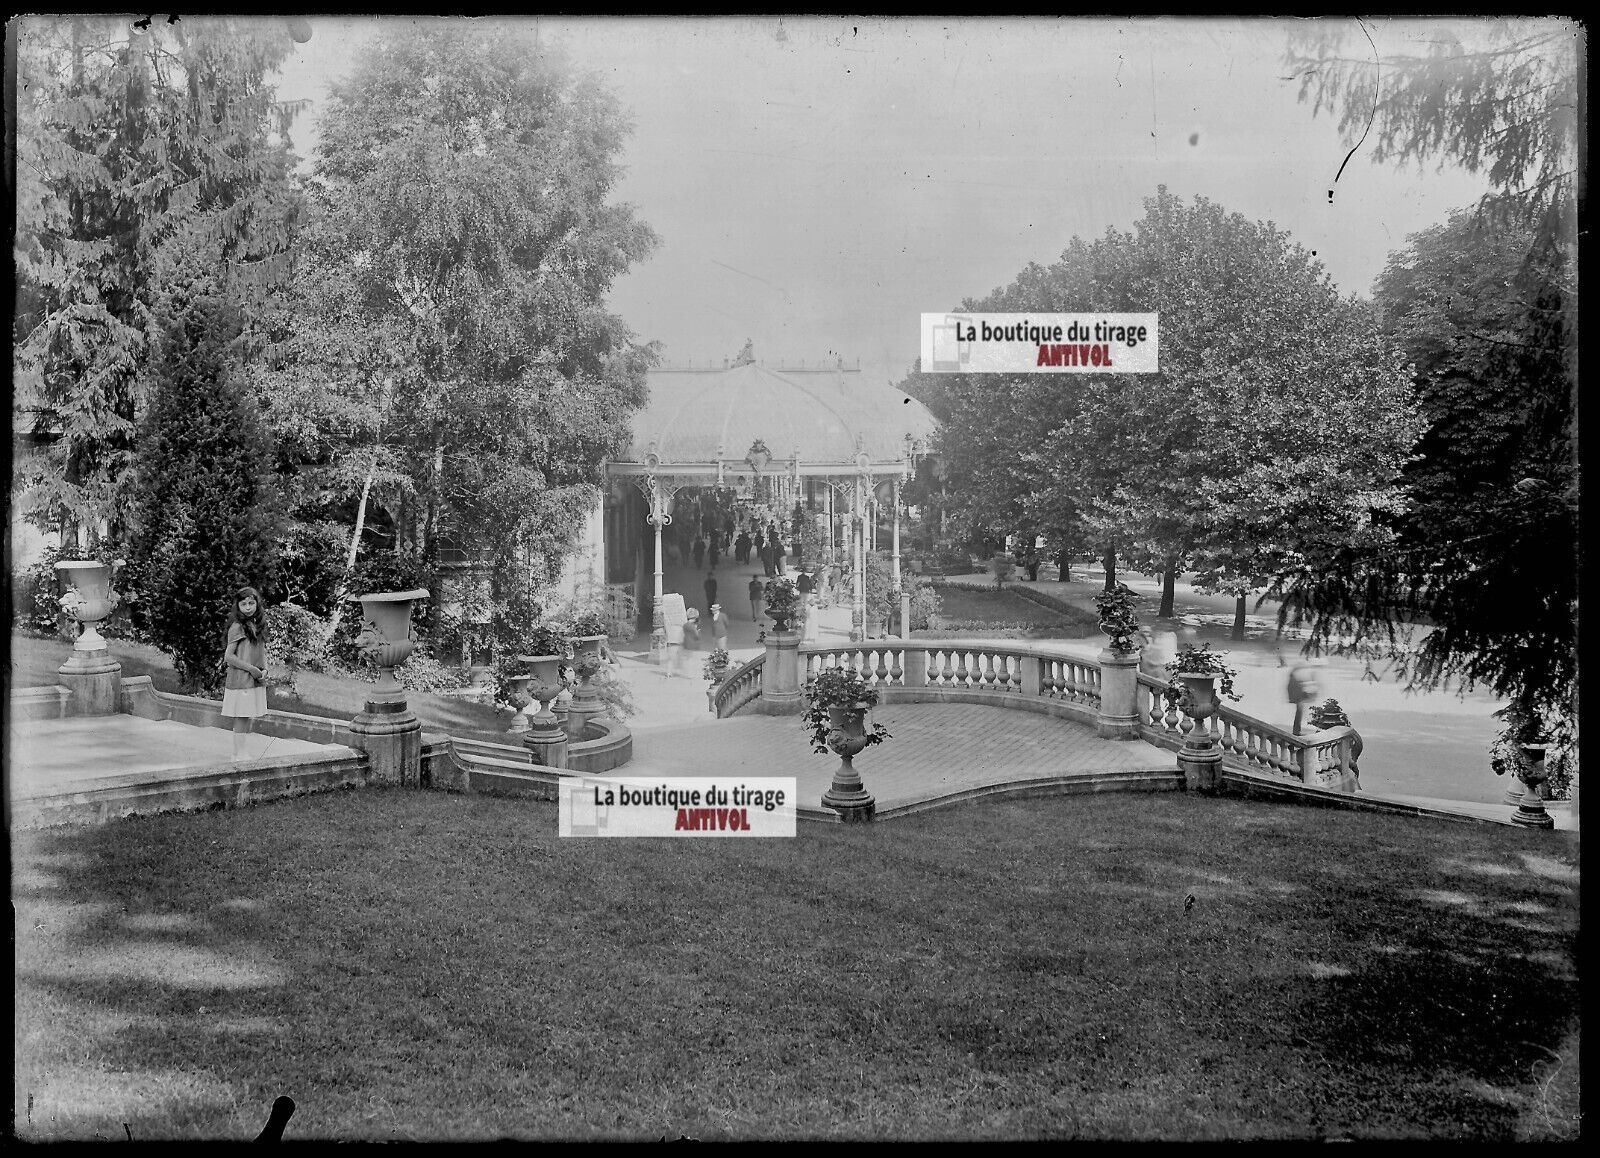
[1056,547,1070,583]
[1102,545,1117,592]
[321,459,376,646]
[1160,555,1178,618]
[1233,593,1248,641]
[422,426,445,636]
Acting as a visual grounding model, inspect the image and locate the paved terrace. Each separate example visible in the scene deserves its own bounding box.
[5,564,1577,831]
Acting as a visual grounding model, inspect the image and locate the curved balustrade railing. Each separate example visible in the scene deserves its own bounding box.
[711,652,766,717]
[722,640,1355,792]
[1136,672,1356,790]
[802,642,1104,708]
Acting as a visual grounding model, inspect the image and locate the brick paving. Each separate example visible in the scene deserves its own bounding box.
[623,702,1172,816]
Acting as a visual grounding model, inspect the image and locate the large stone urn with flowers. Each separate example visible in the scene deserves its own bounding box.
[1165,643,1241,794]
[805,665,890,823]
[1093,581,1143,739]
[520,627,570,768]
[55,558,125,715]
[348,588,429,786]
[758,576,805,715]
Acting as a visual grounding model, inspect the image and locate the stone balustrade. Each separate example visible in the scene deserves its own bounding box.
[716,639,1359,794]
[710,653,766,717]
[1136,672,1358,791]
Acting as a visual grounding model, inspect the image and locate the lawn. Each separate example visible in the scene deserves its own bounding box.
[925,584,1100,638]
[12,789,1580,1141]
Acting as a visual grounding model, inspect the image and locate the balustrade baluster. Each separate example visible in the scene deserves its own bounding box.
[981,653,996,690]
[875,648,890,684]
[997,655,1014,692]
[954,650,970,686]
[889,647,903,685]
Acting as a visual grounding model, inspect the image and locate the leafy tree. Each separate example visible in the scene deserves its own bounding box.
[13,15,306,549]
[907,189,1422,634]
[1280,20,1579,753]
[306,22,659,625]
[127,289,285,690]
[1285,19,1579,238]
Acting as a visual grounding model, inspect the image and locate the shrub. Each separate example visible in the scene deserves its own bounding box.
[590,665,637,720]
[800,666,891,755]
[395,647,470,695]
[329,547,435,666]
[1164,643,1242,704]
[128,293,286,691]
[1093,582,1142,653]
[702,648,732,681]
[1490,699,1576,801]
[863,551,895,618]
[902,573,942,630]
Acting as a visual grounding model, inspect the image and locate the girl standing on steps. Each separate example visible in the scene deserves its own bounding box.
[221,586,269,760]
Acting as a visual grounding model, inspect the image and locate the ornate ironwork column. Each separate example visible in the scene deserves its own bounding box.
[634,460,681,664]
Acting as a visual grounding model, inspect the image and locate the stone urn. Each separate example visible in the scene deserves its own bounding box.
[566,635,606,715]
[1511,743,1556,830]
[519,654,566,729]
[55,560,120,652]
[1175,672,1220,723]
[505,673,534,734]
[1174,671,1222,793]
[820,703,877,822]
[356,588,430,701]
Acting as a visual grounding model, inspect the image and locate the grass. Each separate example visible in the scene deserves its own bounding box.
[926,586,1099,638]
[13,790,1580,1141]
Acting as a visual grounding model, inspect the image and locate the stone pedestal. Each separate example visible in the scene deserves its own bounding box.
[348,698,422,787]
[58,649,122,717]
[758,629,803,715]
[1178,740,1222,794]
[524,718,569,769]
[1096,648,1141,739]
[566,702,600,743]
[567,677,602,741]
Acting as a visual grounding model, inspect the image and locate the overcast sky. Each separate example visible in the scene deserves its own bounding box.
[274,16,1505,390]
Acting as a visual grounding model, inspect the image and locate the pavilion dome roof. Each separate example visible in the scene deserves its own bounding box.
[626,363,936,468]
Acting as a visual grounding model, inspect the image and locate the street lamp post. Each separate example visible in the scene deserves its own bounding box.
[634,459,680,666]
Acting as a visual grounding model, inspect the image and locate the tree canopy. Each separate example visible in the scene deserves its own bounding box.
[303,23,658,603]
[904,188,1422,635]
[13,15,305,549]
[1279,19,1579,743]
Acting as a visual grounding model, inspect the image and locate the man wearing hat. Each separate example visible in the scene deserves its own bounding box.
[709,603,730,652]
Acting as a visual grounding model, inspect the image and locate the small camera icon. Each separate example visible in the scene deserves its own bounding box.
[930,314,972,371]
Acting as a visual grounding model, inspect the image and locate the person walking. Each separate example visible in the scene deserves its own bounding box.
[760,539,775,578]
[748,574,764,622]
[221,585,270,760]
[735,529,751,566]
[703,570,718,618]
[692,537,706,569]
[709,603,730,651]
[1287,659,1322,735]
[708,534,721,568]
[773,535,787,576]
